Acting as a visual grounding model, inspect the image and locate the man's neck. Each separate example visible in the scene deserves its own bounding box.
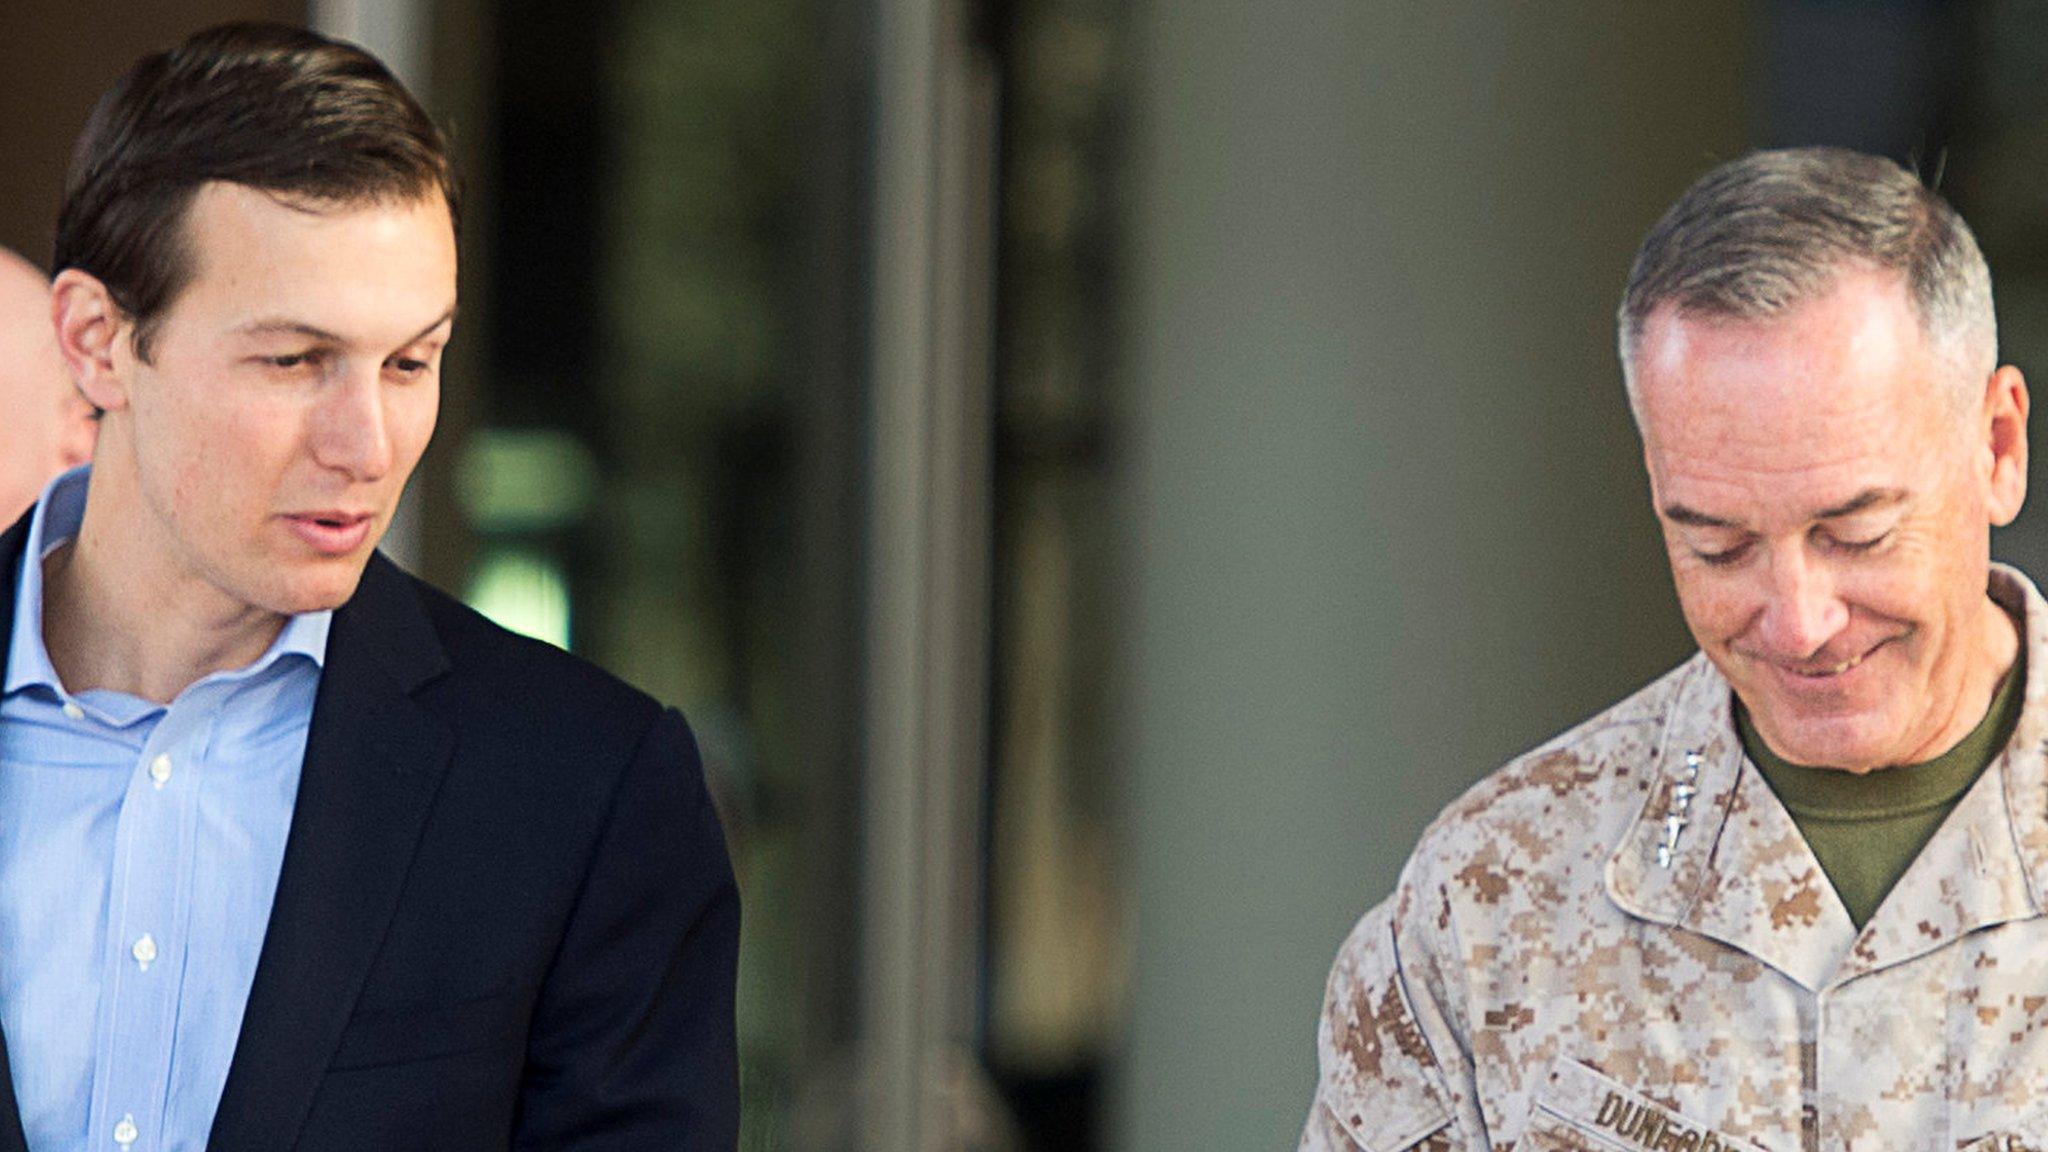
[1900,595,2023,770]
[38,479,286,705]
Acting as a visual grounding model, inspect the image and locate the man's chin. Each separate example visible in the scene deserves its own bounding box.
[1742,705,1896,773]
[264,556,375,616]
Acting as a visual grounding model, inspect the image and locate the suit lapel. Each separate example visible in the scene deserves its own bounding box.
[207,555,452,1152]
[0,515,33,1152]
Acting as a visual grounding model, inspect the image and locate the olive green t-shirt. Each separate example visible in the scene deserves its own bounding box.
[1737,657,2025,931]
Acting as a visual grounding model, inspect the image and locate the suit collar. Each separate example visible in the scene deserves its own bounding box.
[207,552,454,1151]
[318,552,450,694]
[0,512,32,705]
[0,515,31,1152]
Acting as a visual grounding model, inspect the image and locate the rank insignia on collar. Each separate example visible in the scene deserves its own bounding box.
[1657,750,1702,870]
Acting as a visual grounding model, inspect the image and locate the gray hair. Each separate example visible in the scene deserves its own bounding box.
[1617,146,1996,420]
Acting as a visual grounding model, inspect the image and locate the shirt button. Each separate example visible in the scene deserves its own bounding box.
[61,701,83,721]
[113,1115,137,1147]
[149,754,172,789]
[131,934,157,972]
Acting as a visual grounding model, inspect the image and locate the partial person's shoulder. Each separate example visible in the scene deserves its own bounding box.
[1406,655,1703,886]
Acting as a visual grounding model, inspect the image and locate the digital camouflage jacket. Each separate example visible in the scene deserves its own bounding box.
[1303,565,2048,1152]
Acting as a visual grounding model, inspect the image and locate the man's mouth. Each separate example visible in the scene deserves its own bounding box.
[294,511,372,529]
[283,512,376,556]
[1788,650,1872,678]
[1764,636,1896,681]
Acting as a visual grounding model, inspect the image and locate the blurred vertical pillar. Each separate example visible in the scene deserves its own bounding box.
[312,0,431,572]
[863,0,1002,1149]
[310,0,429,94]
[1114,4,1746,1148]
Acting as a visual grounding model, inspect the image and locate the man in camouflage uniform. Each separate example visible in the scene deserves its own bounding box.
[1302,147,2048,1152]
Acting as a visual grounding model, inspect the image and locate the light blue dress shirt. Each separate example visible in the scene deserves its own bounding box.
[0,467,330,1152]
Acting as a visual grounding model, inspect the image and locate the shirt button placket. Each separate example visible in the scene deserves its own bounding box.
[109,735,182,1152]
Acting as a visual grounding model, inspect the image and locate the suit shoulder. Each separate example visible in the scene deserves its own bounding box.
[401,570,669,741]
[1409,656,1698,878]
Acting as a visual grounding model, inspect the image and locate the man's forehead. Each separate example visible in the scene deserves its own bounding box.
[1638,274,1941,428]
[171,183,457,334]
[181,181,453,256]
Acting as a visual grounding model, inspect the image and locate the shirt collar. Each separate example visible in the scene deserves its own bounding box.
[1607,562,2048,991]
[4,465,332,700]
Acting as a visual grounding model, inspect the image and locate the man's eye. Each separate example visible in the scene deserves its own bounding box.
[1830,532,1889,554]
[268,352,320,370]
[1692,542,1750,567]
[390,357,430,375]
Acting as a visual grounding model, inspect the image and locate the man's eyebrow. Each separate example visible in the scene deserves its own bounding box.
[1812,488,1907,520]
[233,306,458,346]
[408,306,459,344]
[1660,503,1741,529]
[234,318,342,342]
[1660,487,1909,529]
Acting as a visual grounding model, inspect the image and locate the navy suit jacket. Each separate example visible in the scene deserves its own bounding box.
[0,521,741,1151]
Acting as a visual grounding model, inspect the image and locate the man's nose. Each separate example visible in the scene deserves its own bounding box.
[1756,547,1849,659]
[310,369,392,481]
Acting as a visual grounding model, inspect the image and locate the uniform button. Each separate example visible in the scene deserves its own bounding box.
[131,934,157,972]
[149,754,172,789]
[61,701,83,721]
[113,1115,137,1147]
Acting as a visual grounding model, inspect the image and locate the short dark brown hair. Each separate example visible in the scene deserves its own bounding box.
[54,21,460,360]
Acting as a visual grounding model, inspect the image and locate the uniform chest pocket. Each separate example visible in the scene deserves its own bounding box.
[1522,1060,1765,1152]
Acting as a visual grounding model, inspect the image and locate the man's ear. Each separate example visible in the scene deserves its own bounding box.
[50,270,133,415]
[1985,363,2029,527]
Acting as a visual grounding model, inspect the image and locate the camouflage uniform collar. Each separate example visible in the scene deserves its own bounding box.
[1606,563,2048,992]
[1603,650,1831,977]
[1991,563,2048,917]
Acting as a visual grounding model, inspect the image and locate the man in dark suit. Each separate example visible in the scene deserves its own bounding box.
[0,22,739,1151]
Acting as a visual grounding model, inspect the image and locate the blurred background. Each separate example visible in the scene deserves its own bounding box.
[6,1,2048,1149]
